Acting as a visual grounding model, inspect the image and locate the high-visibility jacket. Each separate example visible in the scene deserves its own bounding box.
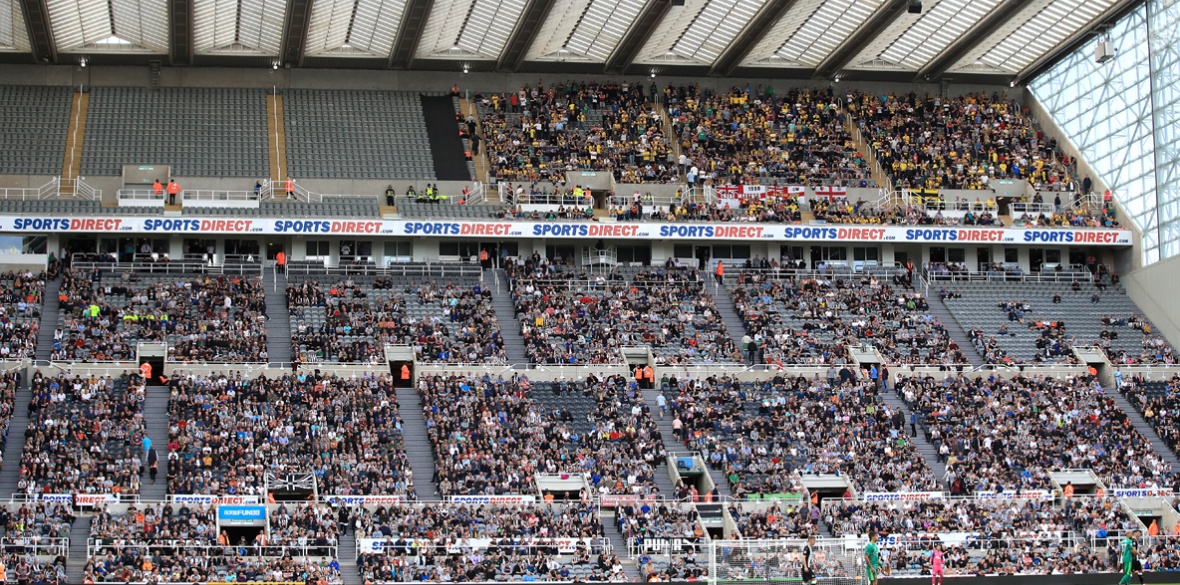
[139,362,152,379]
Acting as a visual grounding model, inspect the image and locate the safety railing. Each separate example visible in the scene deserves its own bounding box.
[88,541,338,559]
[0,178,60,200]
[283,260,483,277]
[1009,202,1058,216]
[61,177,101,200]
[0,537,69,557]
[924,267,1092,283]
[116,189,166,205]
[183,190,261,202]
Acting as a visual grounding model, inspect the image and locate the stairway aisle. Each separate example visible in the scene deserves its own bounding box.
[66,515,91,584]
[395,388,440,499]
[931,298,985,367]
[488,271,528,365]
[263,271,292,364]
[34,277,62,362]
[709,283,748,362]
[1105,386,1180,470]
[420,95,471,181]
[641,389,732,499]
[138,383,169,500]
[876,390,949,488]
[0,381,32,497]
[603,518,642,580]
[338,532,362,585]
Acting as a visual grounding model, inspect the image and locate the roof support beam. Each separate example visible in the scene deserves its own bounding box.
[709,0,801,76]
[913,0,1028,82]
[604,0,672,74]
[18,0,55,64]
[389,0,434,69]
[168,0,193,66]
[497,0,558,71]
[813,0,909,79]
[280,0,314,66]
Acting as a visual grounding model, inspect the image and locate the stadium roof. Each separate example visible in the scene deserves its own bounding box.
[0,0,1142,84]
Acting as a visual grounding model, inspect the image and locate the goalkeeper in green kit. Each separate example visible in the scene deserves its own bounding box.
[1119,529,1142,585]
[865,531,886,585]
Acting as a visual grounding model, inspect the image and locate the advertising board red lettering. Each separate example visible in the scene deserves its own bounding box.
[200,219,254,232]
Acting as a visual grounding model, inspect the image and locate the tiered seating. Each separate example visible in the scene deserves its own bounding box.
[0,502,74,583]
[729,502,819,538]
[615,502,703,542]
[0,85,71,174]
[666,375,937,495]
[941,279,1175,365]
[285,90,435,179]
[419,374,665,497]
[87,502,341,583]
[0,199,101,216]
[183,197,381,218]
[82,88,268,177]
[509,266,738,365]
[20,372,145,496]
[478,81,674,183]
[354,501,620,582]
[850,91,1072,191]
[398,200,509,219]
[897,374,1173,493]
[287,275,505,364]
[730,274,967,366]
[0,372,20,470]
[0,270,44,359]
[667,85,871,186]
[167,372,412,497]
[1124,375,1180,455]
[53,270,268,363]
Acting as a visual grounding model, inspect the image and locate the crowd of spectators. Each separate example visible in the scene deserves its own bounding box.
[667,85,872,186]
[53,270,268,362]
[666,373,937,495]
[478,81,675,184]
[167,371,414,497]
[883,541,1110,576]
[510,267,738,365]
[728,502,819,538]
[0,270,44,359]
[19,371,145,497]
[615,502,702,542]
[897,374,1174,493]
[1123,374,1180,456]
[288,277,506,364]
[419,373,666,498]
[850,91,1074,191]
[731,274,968,366]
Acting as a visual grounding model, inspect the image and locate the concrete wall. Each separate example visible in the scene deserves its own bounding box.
[0,64,1015,100]
[1124,252,1180,356]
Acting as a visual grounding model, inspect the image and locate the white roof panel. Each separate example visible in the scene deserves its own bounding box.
[0,0,31,52]
[417,0,529,60]
[304,0,407,57]
[48,0,168,53]
[527,0,645,61]
[850,0,1002,70]
[193,0,286,55]
[635,0,767,65]
[950,0,1117,73]
[744,0,882,68]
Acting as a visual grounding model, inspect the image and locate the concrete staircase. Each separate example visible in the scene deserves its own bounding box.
[846,116,892,193]
[34,277,62,362]
[0,378,32,497]
[394,388,439,499]
[338,532,362,585]
[876,390,948,488]
[931,298,985,367]
[603,519,641,579]
[457,98,490,186]
[1105,386,1180,471]
[139,383,169,500]
[61,91,89,183]
[488,271,529,365]
[709,283,748,362]
[66,515,91,584]
[641,389,732,499]
[263,270,292,364]
[267,94,288,182]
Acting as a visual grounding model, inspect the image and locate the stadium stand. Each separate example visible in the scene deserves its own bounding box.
[284,90,435,180]
[0,85,71,175]
[729,273,968,366]
[52,270,268,363]
[939,276,1176,365]
[665,375,937,495]
[1123,374,1180,456]
[849,91,1074,191]
[667,85,872,187]
[508,266,738,365]
[286,275,505,364]
[19,372,146,497]
[182,197,381,218]
[166,372,413,497]
[81,88,268,177]
[896,374,1173,493]
[477,82,674,183]
[0,270,44,359]
[418,373,665,498]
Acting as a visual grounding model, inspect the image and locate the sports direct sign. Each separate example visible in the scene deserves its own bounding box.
[0,216,1133,245]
